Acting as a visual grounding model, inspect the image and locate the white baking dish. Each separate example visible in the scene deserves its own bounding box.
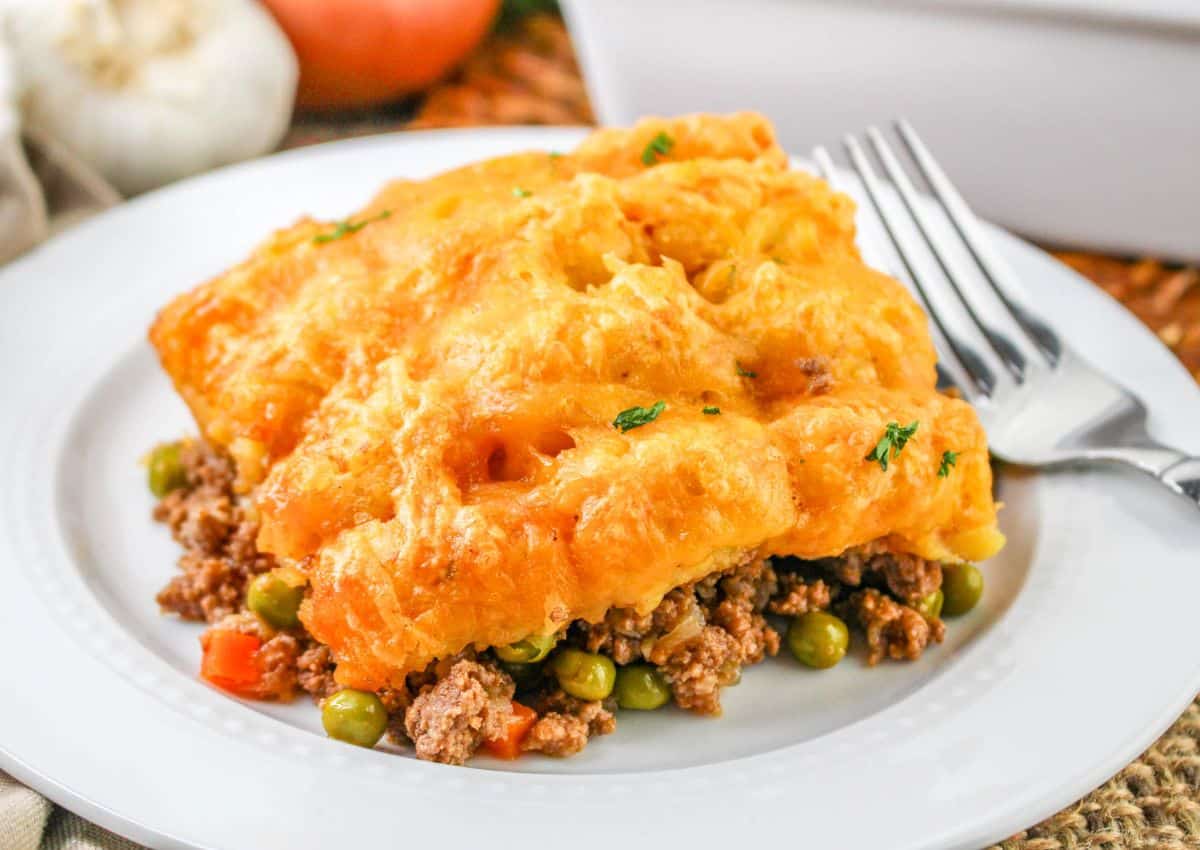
[562,0,1200,260]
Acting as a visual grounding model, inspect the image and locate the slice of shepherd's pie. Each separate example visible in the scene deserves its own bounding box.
[147,113,1004,764]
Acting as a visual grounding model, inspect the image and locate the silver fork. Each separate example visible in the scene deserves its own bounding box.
[811,122,1200,508]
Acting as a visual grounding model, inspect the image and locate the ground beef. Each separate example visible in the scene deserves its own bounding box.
[842,588,946,665]
[581,587,700,666]
[209,610,268,638]
[403,658,515,765]
[522,689,616,757]
[822,546,874,586]
[295,643,339,699]
[660,625,742,715]
[521,714,590,756]
[152,441,237,551]
[156,554,244,622]
[700,560,782,665]
[876,554,942,604]
[154,441,275,623]
[767,573,832,617]
[255,634,301,700]
[578,557,781,716]
[695,558,778,610]
[378,686,417,744]
[818,546,942,604]
[710,597,779,665]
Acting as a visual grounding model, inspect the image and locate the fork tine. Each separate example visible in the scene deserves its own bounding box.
[816,144,970,394]
[811,145,838,184]
[812,144,902,280]
[866,127,1031,382]
[842,135,999,398]
[895,120,1063,365]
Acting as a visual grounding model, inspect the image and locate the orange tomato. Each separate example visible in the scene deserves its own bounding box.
[261,0,501,111]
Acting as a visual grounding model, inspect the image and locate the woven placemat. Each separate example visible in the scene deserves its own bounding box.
[287,15,1200,848]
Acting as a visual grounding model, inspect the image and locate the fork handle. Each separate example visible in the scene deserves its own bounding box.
[1160,457,1200,506]
[1088,444,1200,509]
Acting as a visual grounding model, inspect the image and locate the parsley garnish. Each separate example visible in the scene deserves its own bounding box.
[703,406,721,415]
[313,210,391,244]
[641,131,675,165]
[938,450,959,478]
[548,151,563,160]
[613,401,666,432]
[512,186,533,198]
[736,362,757,378]
[865,421,920,471]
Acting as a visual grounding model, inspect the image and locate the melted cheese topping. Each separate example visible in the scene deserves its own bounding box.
[151,113,1003,688]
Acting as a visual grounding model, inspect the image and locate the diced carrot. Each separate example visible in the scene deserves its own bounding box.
[200,629,263,695]
[481,701,537,760]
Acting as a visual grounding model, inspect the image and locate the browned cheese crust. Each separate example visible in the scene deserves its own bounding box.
[149,113,1004,690]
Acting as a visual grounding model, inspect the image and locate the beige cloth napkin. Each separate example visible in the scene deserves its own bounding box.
[0,772,141,850]
[0,25,119,262]
[0,125,121,264]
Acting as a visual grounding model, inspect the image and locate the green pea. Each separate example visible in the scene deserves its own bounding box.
[321,689,388,748]
[941,563,983,617]
[147,442,187,498]
[614,664,671,710]
[915,589,944,620]
[786,611,849,669]
[551,648,616,701]
[498,659,544,692]
[246,570,304,629]
[494,633,557,664]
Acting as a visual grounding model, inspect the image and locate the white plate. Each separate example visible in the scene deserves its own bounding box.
[1,128,1198,850]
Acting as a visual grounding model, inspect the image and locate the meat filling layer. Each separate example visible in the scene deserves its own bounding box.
[155,440,948,764]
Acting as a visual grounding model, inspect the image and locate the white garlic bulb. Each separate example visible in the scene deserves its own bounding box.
[1,0,298,195]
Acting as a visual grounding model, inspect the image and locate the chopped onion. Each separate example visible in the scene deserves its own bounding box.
[645,603,704,662]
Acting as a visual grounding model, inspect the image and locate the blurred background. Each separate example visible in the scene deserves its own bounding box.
[0,0,1196,379]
